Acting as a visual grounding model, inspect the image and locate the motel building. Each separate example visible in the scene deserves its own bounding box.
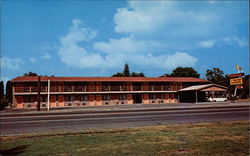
[10,76,228,109]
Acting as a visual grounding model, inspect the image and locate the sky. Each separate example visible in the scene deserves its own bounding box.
[0,0,249,83]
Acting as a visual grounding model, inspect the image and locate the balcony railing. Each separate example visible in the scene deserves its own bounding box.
[14,85,177,93]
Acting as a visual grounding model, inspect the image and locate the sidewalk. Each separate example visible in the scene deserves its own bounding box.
[1,100,249,116]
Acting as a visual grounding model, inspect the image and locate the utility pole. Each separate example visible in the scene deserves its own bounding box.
[47,79,50,111]
[37,76,41,111]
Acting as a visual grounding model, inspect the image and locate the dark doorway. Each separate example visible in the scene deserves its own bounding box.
[133,94,142,104]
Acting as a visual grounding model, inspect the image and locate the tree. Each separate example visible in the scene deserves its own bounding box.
[159,73,171,77]
[205,68,228,86]
[131,72,145,77]
[112,72,124,77]
[0,81,9,110]
[5,81,13,105]
[23,71,38,76]
[170,67,200,78]
[112,63,145,77]
[0,81,4,103]
[123,63,130,76]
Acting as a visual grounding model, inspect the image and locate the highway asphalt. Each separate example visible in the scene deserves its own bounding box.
[1,102,249,135]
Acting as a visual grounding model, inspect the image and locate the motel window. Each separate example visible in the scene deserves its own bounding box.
[81,95,88,101]
[119,94,126,100]
[65,95,73,101]
[40,96,47,102]
[23,96,31,102]
[149,94,153,99]
[102,95,110,101]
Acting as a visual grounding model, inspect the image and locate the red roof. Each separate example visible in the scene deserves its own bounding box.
[11,76,208,83]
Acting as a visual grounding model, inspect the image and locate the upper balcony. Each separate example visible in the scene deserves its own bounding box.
[14,84,182,94]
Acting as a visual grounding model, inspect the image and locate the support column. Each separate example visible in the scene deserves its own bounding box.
[195,91,198,103]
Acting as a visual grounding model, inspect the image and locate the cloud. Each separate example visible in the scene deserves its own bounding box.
[127,52,197,70]
[165,52,198,69]
[41,52,51,59]
[198,40,215,48]
[208,1,217,4]
[58,19,110,68]
[58,18,198,70]
[60,19,97,46]
[0,56,23,70]
[198,37,248,48]
[221,37,248,47]
[28,57,37,63]
[93,36,164,54]
[113,1,218,38]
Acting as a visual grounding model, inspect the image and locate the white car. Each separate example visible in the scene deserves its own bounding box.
[208,97,227,102]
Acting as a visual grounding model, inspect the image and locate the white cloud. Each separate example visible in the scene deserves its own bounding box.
[198,37,248,48]
[93,36,164,54]
[58,19,198,69]
[0,56,23,70]
[28,57,37,63]
[221,37,248,47]
[198,40,216,48]
[208,1,217,4]
[113,1,218,37]
[165,52,198,69]
[41,52,51,59]
[60,19,97,46]
[58,19,110,68]
[127,52,197,70]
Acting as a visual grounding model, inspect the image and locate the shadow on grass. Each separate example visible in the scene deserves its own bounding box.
[0,145,28,156]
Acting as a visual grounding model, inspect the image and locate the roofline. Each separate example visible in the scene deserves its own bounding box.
[178,84,228,92]
[10,76,209,83]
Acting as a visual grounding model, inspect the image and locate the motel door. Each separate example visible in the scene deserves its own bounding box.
[133,94,142,104]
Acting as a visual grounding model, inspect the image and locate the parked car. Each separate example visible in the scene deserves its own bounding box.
[208,97,227,102]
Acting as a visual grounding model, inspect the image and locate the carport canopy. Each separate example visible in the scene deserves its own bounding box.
[178,84,227,103]
[179,84,227,92]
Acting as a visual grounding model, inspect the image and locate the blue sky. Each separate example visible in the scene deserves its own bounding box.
[1,0,249,83]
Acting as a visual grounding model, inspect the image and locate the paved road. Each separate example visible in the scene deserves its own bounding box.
[1,104,249,135]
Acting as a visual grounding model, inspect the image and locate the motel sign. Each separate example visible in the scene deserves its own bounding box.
[230,78,243,85]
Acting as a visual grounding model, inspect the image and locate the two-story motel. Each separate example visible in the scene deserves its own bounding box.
[10,76,227,109]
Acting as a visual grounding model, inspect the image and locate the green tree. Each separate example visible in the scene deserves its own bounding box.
[170,67,200,78]
[123,63,130,76]
[159,73,171,77]
[131,72,145,77]
[112,63,145,77]
[5,81,13,105]
[112,72,124,77]
[0,81,8,110]
[23,71,38,76]
[0,81,4,102]
[205,68,228,86]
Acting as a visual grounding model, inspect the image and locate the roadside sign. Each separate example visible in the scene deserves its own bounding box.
[230,78,243,85]
[228,73,244,78]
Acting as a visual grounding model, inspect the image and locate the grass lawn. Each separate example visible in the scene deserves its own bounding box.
[1,120,249,156]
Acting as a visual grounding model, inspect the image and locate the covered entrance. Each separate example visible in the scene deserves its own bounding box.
[133,94,142,104]
[178,84,227,103]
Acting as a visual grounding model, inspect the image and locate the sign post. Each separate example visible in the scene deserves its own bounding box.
[228,65,244,99]
[47,79,50,111]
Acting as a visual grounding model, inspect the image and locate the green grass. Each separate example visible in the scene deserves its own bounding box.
[1,121,249,156]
